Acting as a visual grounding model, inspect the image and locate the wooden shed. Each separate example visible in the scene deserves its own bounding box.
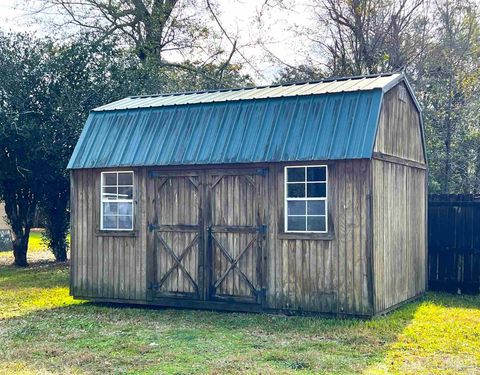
[68,72,427,317]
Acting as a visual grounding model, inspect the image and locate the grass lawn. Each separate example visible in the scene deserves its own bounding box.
[0,250,479,374]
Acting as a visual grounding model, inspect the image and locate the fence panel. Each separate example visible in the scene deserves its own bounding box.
[428,194,480,294]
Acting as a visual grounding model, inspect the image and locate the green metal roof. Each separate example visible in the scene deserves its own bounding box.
[68,73,417,169]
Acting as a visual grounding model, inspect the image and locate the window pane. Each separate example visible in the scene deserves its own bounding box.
[288,201,306,215]
[307,200,325,215]
[118,202,132,215]
[118,186,133,199]
[103,202,118,215]
[307,167,326,182]
[118,215,133,230]
[307,216,326,232]
[288,216,306,231]
[287,168,305,182]
[102,186,117,200]
[103,173,117,186]
[103,215,117,229]
[307,182,326,198]
[287,183,305,198]
[118,172,133,186]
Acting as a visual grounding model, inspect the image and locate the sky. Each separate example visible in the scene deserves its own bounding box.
[0,0,317,83]
[0,0,43,33]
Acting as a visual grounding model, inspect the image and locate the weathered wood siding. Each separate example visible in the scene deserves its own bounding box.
[374,83,425,163]
[371,81,427,313]
[70,169,147,300]
[371,160,426,312]
[71,161,373,315]
[266,160,373,316]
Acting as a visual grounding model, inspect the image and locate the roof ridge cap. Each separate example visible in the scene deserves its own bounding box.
[127,72,400,100]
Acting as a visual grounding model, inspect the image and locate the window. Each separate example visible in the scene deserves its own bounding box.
[101,171,134,231]
[285,165,328,233]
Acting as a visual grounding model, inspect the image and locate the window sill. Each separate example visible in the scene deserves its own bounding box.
[95,230,138,237]
[278,232,335,241]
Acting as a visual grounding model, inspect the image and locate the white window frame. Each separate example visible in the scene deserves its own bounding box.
[284,165,328,233]
[100,171,134,231]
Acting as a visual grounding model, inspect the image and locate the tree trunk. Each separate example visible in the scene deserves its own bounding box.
[2,189,37,267]
[135,0,178,62]
[12,227,30,267]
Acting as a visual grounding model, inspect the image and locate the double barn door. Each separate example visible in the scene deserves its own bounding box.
[148,168,267,305]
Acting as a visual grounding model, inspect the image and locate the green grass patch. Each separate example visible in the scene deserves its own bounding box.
[28,231,49,252]
[0,257,479,374]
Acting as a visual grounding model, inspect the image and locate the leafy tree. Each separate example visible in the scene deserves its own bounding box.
[415,0,480,193]
[37,36,132,262]
[37,34,252,262]
[0,30,252,265]
[0,35,51,266]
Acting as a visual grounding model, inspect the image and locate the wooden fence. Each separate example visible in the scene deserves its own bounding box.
[428,194,480,294]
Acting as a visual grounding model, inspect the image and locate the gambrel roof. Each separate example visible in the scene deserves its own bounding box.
[68,72,421,169]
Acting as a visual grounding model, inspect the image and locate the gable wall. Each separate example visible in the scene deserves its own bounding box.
[374,83,425,163]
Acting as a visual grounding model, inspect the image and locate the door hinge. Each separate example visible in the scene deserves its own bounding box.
[148,223,158,232]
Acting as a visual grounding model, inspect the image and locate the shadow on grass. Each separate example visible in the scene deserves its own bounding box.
[420,291,480,309]
[0,261,69,289]
[0,294,422,374]
[0,259,421,374]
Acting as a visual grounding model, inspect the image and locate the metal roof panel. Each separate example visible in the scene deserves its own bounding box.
[68,89,384,169]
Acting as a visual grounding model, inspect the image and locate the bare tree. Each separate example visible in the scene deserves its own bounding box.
[32,0,267,84]
[35,0,195,61]
[307,0,428,75]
